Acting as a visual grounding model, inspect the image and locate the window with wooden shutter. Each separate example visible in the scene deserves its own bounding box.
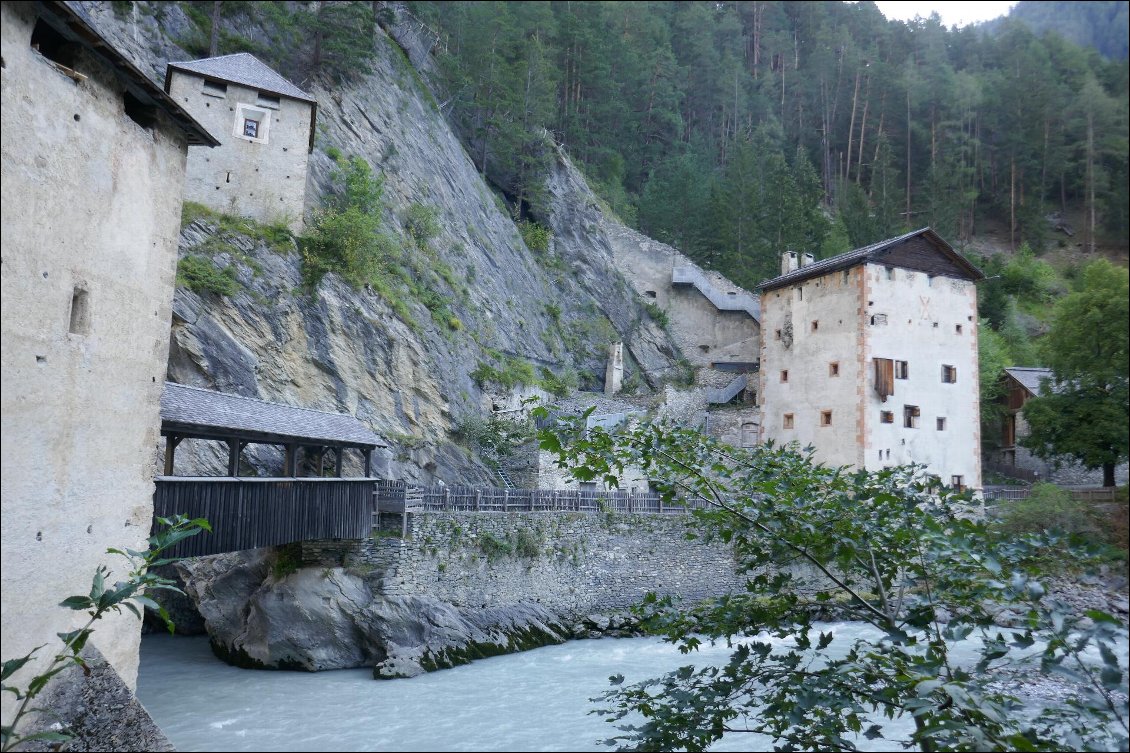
[874,358,894,402]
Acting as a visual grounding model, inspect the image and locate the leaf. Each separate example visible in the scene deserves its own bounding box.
[914,679,943,697]
[59,596,93,611]
[1,651,41,681]
[1100,665,1123,690]
[864,724,883,740]
[12,730,73,745]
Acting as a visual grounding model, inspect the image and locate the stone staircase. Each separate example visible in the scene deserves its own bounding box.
[672,266,760,320]
[706,374,748,404]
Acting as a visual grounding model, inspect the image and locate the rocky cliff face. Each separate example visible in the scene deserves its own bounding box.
[77,1,684,483]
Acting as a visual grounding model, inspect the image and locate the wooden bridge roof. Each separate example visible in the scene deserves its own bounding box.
[161,382,385,449]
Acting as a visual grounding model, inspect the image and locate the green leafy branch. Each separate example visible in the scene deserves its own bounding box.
[1,515,210,752]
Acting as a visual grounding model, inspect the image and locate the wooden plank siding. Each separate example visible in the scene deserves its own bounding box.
[375,481,712,515]
[152,477,374,557]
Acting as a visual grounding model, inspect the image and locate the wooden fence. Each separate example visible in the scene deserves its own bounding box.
[983,485,1121,504]
[983,461,1042,484]
[153,477,374,557]
[375,481,711,515]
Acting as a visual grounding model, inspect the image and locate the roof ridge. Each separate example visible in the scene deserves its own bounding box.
[165,382,365,421]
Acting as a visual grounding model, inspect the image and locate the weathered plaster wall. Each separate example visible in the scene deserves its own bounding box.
[167,69,310,233]
[760,266,865,469]
[303,511,743,616]
[862,264,981,488]
[1,1,189,698]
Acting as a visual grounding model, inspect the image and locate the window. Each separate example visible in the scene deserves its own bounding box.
[885,266,895,280]
[775,329,782,340]
[202,79,227,97]
[30,18,78,69]
[895,360,909,379]
[880,411,894,424]
[256,91,281,109]
[829,362,839,377]
[783,413,794,429]
[797,285,804,301]
[123,91,156,129]
[955,324,963,334]
[780,370,789,383]
[644,290,657,299]
[233,103,270,143]
[820,410,833,427]
[942,365,957,383]
[951,475,966,492]
[870,313,888,326]
[811,320,819,332]
[904,405,920,428]
[68,286,90,335]
[936,417,946,431]
[842,270,851,283]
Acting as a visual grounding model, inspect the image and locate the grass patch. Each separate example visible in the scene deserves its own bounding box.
[176,255,239,297]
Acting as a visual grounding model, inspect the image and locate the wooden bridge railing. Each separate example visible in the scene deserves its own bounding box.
[375,481,712,515]
[153,477,374,557]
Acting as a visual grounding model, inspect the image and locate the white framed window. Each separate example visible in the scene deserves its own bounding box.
[233,103,271,144]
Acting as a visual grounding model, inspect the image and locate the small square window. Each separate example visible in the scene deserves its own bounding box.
[951,475,965,492]
[880,411,894,424]
[942,365,957,383]
[904,405,920,428]
[775,329,782,340]
[885,266,895,280]
[936,417,946,431]
[829,362,839,377]
[811,320,819,332]
[780,370,789,383]
[783,413,794,429]
[895,360,909,379]
[955,324,963,334]
[243,118,259,138]
[820,410,832,426]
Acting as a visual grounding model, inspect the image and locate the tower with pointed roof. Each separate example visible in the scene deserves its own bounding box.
[165,52,317,233]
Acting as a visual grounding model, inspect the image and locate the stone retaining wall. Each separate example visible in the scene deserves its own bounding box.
[301,511,741,618]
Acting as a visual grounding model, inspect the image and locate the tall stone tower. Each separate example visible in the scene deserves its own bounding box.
[165,53,316,233]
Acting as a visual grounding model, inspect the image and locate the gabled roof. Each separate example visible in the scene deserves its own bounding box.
[1004,367,1054,397]
[166,52,316,104]
[38,2,217,146]
[759,228,984,291]
[161,382,385,449]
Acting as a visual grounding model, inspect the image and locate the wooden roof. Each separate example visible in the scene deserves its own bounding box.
[759,228,984,291]
[161,382,385,449]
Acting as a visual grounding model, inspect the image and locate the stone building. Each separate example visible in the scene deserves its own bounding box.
[994,367,1128,486]
[165,52,317,233]
[604,225,761,445]
[758,229,984,490]
[1,0,215,715]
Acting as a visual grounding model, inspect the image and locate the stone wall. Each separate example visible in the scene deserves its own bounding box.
[301,511,742,618]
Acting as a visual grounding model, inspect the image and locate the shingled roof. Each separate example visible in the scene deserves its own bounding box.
[1004,367,1055,397]
[161,382,384,448]
[166,53,316,103]
[759,227,984,291]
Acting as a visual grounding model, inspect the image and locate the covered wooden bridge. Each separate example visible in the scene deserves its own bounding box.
[153,382,385,557]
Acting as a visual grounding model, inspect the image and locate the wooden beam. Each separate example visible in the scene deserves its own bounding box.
[284,443,298,477]
[315,446,325,477]
[335,447,344,478]
[363,449,372,478]
[163,434,182,476]
[227,439,241,477]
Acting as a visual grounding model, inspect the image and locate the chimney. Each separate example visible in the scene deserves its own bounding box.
[780,251,798,275]
[801,252,815,268]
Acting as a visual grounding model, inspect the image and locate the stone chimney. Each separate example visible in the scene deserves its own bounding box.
[801,252,815,268]
[780,251,799,275]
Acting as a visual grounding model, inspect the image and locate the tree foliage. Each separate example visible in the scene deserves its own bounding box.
[1021,260,1130,486]
[536,412,1129,752]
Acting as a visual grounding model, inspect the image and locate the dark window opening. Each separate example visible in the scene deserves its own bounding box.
[895,360,909,379]
[885,266,895,280]
[955,324,963,334]
[936,417,947,431]
[783,413,794,429]
[644,290,657,299]
[829,362,839,377]
[951,475,965,492]
[903,405,920,429]
[30,18,78,69]
[880,411,894,424]
[780,370,788,383]
[203,79,227,97]
[774,329,782,340]
[820,410,832,427]
[811,320,819,332]
[124,91,157,130]
[68,287,90,335]
[256,91,281,109]
[942,365,957,383]
[870,313,888,326]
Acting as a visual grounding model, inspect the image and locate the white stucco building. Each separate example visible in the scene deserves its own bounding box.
[758,229,984,491]
[165,52,317,233]
[1,0,215,710]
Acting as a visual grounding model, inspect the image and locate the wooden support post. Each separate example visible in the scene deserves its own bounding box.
[363,449,372,478]
[284,444,298,477]
[474,489,481,511]
[335,447,344,478]
[503,488,509,512]
[315,446,325,477]
[226,439,242,477]
[163,435,182,476]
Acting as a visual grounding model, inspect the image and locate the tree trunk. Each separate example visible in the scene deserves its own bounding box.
[846,68,862,184]
[209,1,222,57]
[905,83,912,223]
